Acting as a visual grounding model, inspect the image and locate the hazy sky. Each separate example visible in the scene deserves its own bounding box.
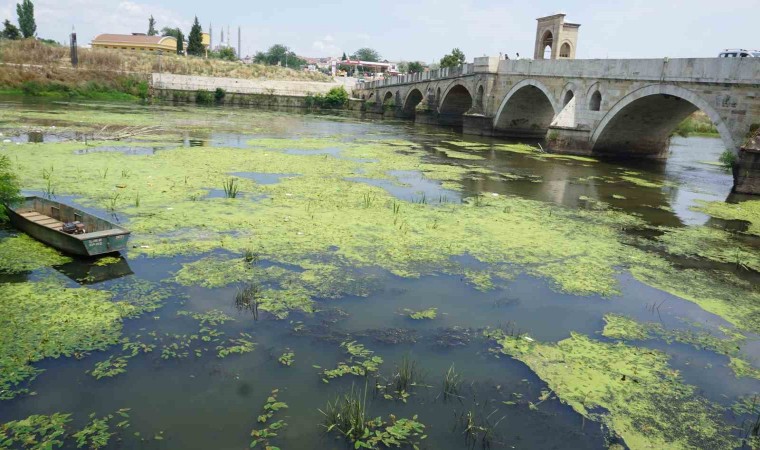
[0,0,756,62]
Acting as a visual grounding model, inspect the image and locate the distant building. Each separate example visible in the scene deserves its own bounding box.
[91,33,178,53]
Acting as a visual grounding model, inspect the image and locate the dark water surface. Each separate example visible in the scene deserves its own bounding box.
[1,97,758,449]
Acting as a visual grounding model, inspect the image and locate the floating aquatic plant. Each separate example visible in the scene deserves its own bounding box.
[278,350,295,367]
[319,383,427,449]
[321,341,383,382]
[250,389,288,448]
[403,308,438,320]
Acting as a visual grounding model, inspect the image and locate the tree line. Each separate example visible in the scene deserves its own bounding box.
[2,0,36,41]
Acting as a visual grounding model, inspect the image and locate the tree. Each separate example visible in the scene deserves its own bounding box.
[253,44,305,69]
[351,48,380,62]
[2,19,21,40]
[161,27,181,39]
[341,52,347,61]
[213,46,236,61]
[148,15,157,36]
[187,16,203,56]
[0,155,22,223]
[439,48,465,68]
[407,61,425,74]
[16,0,36,38]
[176,29,184,54]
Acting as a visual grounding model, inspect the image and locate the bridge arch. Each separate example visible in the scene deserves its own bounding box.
[402,88,424,118]
[382,91,394,106]
[438,83,473,127]
[591,84,735,157]
[493,79,559,137]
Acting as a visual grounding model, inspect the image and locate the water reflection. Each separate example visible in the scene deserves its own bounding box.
[55,257,134,285]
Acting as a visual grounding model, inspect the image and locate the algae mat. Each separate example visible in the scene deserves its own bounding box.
[1,100,758,449]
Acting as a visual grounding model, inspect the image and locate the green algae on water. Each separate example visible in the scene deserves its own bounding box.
[0,278,127,400]
[0,233,71,273]
[602,314,758,379]
[487,329,735,450]
[693,199,760,236]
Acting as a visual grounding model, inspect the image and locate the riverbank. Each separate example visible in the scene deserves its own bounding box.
[0,39,331,101]
[674,110,719,137]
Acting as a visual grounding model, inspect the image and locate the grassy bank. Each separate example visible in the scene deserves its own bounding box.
[0,39,331,101]
[674,111,719,137]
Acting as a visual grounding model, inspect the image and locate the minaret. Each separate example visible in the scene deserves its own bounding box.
[238,26,241,58]
[221,28,224,47]
[209,24,213,49]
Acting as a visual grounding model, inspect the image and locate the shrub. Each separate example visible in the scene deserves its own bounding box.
[0,155,22,222]
[214,87,226,103]
[322,86,348,108]
[195,89,213,105]
[719,150,736,170]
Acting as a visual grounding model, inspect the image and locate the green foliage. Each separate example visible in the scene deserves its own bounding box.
[2,19,21,40]
[403,307,437,320]
[72,409,130,450]
[719,150,736,170]
[673,112,718,137]
[322,341,383,382]
[0,413,71,449]
[306,87,349,109]
[253,44,305,69]
[161,26,181,39]
[147,15,157,36]
[187,16,203,56]
[320,385,427,449]
[0,409,130,450]
[223,177,239,198]
[195,89,213,105]
[212,46,236,61]
[16,0,36,39]
[0,154,22,222]
[278,350,295,366]
[407,61,425,74]
[214,87,226,102]
[250,389,288,448]
[440,48,465,68]
[351,47,381,62]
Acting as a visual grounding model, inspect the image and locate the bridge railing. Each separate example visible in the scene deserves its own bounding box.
[362,63,475,89]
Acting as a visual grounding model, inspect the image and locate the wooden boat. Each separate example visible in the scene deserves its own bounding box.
[7,196,131,256]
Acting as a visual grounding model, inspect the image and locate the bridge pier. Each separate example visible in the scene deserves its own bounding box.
[462,114,494,136]
[734,145,760,195]
[545,126,593,156]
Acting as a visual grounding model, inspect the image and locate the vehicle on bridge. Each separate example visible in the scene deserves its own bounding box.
[718,49,760,58]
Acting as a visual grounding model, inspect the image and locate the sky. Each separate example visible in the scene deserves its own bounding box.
[0,0,756,62]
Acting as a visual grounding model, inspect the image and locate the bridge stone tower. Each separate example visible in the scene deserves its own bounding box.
[534,14,580,60]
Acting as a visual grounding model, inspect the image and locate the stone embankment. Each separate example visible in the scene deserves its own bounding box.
[151,73,357,108]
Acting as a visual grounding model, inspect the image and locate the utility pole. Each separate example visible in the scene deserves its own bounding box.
[238,26,241,60]
[70,26,78,68]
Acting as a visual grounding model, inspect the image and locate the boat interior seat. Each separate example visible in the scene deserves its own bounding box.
[20,211,66,230]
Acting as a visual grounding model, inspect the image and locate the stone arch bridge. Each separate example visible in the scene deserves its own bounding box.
[355,57,760,192]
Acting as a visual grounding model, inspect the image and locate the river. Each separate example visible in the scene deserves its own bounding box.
[0,97,758,450]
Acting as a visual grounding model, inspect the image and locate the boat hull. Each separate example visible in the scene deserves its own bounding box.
[7,197,130,257]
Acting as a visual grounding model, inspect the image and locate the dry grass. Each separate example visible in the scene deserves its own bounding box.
[0,39,330,82]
